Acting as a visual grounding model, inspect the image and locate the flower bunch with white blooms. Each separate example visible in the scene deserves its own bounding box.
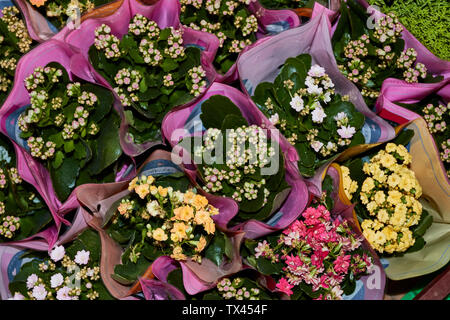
[179,0,259,73]
[90,14,208,145]
[18,62,124,202]
[252,53,365,177]
[9,229,113,300]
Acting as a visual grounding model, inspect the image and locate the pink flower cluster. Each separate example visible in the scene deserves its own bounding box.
[257,205,373,300]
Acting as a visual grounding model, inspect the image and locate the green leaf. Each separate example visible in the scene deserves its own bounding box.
[113,255,151,283]
[52,150,64,169]
[221,114,248,130]
[161,59,179,73]
[296,143,315,168]
[411,210,433,238]
[82,84,114,123]
[205,232,226,267]
[50,156,80,202]
[200,95,247,129]
[392,129,414,147]
[64,140,75,153]
[86,113,122,176]
[255,257,284,275]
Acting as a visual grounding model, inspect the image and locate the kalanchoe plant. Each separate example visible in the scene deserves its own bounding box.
[252,53,365,177]
[242,199,374,300]
[394,96,449,179]
[106,174,229,285]
[0,6,36,106]
[332,0,442,106]
[179,0,259,74]
[180,95,290,223]
[8,229,114,300]
[343,131,433,256]
[89,15,208,145]
[27,0,110,30]
[19,62,124,202]
[0,134,52,242]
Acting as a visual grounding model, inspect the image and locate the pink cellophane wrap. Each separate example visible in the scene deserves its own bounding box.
[376,78,450,124]
[13,0,58,42]
[325,165,386,300]
[75,149,245,298]
[0,39,134,230]
[162,82,310,239]
[64,0,219,157]
[237,3,396,197]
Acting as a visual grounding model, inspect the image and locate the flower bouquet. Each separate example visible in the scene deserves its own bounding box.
[178,0,300,81]
[342,131,433,256]
[8,229,114,300]
[331,0,444,106]
[75,149,245,298]
[251,53,366,178]
[0,6,36,106]
[88,14,209,146]
[107,173,224,284]
[17,62,126,203]
[240,196,376,300]
[0,134,52,242]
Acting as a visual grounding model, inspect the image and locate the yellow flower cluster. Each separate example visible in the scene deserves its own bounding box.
[341,165,358,200]
[360,143,422,254]
[123,175,219,261]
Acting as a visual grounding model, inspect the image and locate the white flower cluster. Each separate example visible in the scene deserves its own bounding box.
[12,245,101,300]
[198,125,275,203]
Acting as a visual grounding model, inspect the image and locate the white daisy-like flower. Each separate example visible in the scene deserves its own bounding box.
[307,84,323,95]
[50,245,65,262]
[308,64,326,77]
[290,95,304,112]
[269,113,279,125]
[74,250,90,265]
[26,274,38,289]
[337,125,356,139]
[311,140,324,153]
[146,200,160,217]
[327,141,336,150]
[50,273,64,288]
[334,112,347,122]
[311,106,327,123]
[56,286,73,300]
[305,76,315,88]
[32,284,47,300]
[322,78,335,89]
[323,91,332,103]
